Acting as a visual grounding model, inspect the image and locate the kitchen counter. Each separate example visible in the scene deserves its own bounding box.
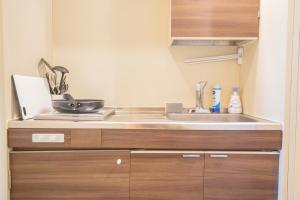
[8,110,282,200]
[8,108,282,131]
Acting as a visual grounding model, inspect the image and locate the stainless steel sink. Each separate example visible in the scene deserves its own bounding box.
[167,113,261,123]
[106,107,264,124]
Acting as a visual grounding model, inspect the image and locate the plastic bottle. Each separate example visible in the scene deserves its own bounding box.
[212,84,221,113]
[228,87,242,114]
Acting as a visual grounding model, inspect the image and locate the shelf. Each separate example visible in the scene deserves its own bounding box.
[170,37,258,46]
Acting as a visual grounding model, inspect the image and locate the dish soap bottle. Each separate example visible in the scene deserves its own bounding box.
[212,84,221,113]
[228,87,242,114]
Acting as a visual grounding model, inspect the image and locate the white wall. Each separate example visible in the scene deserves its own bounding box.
[0,0,53,199]
[241,0,288,122]
[288,0,300,198]
[293,2,300,198]
[0,74,5,200]
[0,0,5,199]
[296,132,300,200]
[53,0,240,108]
[2,0,53,120]
[240,0,289,200]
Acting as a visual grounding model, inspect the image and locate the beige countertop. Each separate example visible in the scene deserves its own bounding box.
[8,109,282,131]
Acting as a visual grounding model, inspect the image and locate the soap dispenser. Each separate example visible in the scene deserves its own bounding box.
[212,84,222,113]
[228,87,242,114]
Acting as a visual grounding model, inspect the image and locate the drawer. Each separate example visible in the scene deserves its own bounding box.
[205,152,279,176]
[131,151,205,177]
[8,129,101,148]
[102,129,282,150]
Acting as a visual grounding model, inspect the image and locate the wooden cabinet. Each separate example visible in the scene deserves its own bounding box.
[9,150,280,200]
[10,151,130,200]
[130,151,204,200]
[8,128,281,200]
[171,0,260,40]
[130,151,279,200]
[204,152,279,200]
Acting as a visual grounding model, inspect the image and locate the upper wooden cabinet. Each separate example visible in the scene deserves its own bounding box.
[171,0,260,45]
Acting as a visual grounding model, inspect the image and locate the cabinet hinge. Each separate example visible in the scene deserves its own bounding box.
[8,170,12,190]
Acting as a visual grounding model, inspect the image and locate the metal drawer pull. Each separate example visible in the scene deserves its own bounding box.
[182,154,201,158]
[210,155,229,158]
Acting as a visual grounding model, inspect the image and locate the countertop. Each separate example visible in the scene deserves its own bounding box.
[8,108,282,131]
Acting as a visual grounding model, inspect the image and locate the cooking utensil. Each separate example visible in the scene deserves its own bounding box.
[39,58,58,94]
[38,58,69,95]
[52,100,104,114]
[53,66,69,94]
[39,58,55,73]
[52,94,104,114]
[63,93,75,102]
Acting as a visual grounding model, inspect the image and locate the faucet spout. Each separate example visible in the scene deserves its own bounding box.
[195,81,210,114]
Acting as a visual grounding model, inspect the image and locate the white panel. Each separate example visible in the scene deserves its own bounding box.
[12,75,52,120]
[32,134,65,143]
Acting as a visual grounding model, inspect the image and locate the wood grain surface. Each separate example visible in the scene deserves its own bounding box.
[171,0,260,37]
[204,154,279,200]
[102,129,282,150]
[10,151,130,200]
[8,129,102,148]
[130,152,204,200]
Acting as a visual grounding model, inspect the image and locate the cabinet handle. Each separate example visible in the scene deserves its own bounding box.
[210,155,228,158]
[182,154,201,158]
[116,159,122,165]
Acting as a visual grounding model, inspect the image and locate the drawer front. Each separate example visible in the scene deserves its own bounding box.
[102,129,282,150]
[131,151,205,177]
[70,129,101,147]
[205,153,279,176]
[204,152,279,200]
[130,151,204,200]
[10,150,130,200]
[8,129,101,148]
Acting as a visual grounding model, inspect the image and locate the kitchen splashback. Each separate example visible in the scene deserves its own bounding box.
[52,0,240,108]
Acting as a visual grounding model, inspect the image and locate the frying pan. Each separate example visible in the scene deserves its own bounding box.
[52,94,104,114]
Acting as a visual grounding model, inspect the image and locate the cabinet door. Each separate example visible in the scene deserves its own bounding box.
[10,151,130,200]
[171,0,260,38]
[130,151,204,200]
[204,152,279,200]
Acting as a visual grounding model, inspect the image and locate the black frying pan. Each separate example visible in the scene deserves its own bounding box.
[52,94,104,114]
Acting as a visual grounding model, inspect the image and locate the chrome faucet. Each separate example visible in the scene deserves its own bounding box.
[195,81,210,113]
